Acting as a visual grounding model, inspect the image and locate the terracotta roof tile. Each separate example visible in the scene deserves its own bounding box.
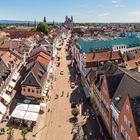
[111,51,122,60]
[86,51,122,63]
[127,57,140,69]
[36,56,50,65]
[5,30,44,39]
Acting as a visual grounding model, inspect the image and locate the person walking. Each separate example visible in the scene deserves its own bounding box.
[66,92,69,97]
[61,91,64,97]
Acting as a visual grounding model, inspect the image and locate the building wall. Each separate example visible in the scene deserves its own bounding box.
[21,85,42,98]
[100,75,112,136]
[93,85,102,114]
[119,96,138,140]
[111,103,119,140]
[113,45,140,55]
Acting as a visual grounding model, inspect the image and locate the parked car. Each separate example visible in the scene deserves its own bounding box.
[70,82,75,88]
[60,70,64,75]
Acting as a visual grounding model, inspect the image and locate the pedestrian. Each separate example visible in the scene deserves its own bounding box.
[49,96,51,101]
[89,132,93,139]
[67,92,69,97]
[61,91,64,97]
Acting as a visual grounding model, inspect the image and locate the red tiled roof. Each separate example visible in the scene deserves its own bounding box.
[36,56,50,65]
[30,51,51,61]
[127,57,140,69]
[47,34,57,43]
[86,51,122,62]
[5,30,44,39]
[111,51,122,60]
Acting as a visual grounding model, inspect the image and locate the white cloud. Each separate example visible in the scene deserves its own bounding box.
[98,13,111,17]
[114,4,125,8]
[112,0,120,4]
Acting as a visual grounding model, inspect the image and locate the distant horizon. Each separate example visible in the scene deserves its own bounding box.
[1,19,140,25]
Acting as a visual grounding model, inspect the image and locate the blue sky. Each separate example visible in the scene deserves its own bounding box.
[0,0,140,22]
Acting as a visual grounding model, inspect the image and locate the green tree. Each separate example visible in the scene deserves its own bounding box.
[43,16,46,23]
[36,22,49,35]
[20,128,28,140]
[71,108,80,119]
[6,127,14,140]
[31,27,36,32]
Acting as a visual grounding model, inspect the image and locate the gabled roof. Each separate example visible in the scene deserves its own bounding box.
[30,51,51,61]
[85,51,122,63]
[106,73,124,99]
[38,38,50,45]
[98,62,124,99]
[112,71,140,111]
[29,51,51,66]
[21,72,40,87]
[127,57,140,69]
[22,61,48,87]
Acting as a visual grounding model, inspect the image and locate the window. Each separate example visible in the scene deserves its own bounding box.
[32,89,34,93]
[126,132,130,140]
[28,88,30,92]
[23,88,25,92]
[126,104,129,111]
[121,125,125,137]
[124,115,127,125]
[37,90,38,93]
[128,120,132,131]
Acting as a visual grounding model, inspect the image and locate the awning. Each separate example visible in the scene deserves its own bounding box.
[15,103,29,111]
[43,88,48,93]
[11,110,26,119]
[45,84,49,88]
[0,114,3,122]
[40,103,47,107]
[28,104,40,113]
[10,103,40,122]
[0,93,12,103]
[49,68,53,74]
[9,81,16,88]
[42,93,46,97]
[7,87,12,92]
[23,112,39,122]
[83,86,90,98]
[12,73,19,81]
[0,102,7,114]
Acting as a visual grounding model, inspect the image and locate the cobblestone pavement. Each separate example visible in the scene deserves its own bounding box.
[38,34,74,140]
